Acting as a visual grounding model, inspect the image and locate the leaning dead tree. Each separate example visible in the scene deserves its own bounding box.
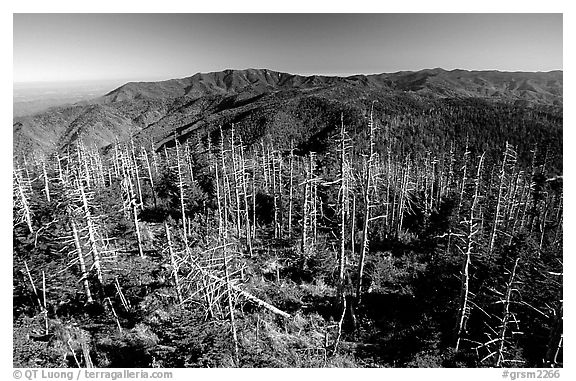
[454,152,485,352]
[477,256,523,367]
[67,216,94,303]
[13,163,34,233]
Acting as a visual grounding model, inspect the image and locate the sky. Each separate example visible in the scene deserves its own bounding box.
[13,13,563,83]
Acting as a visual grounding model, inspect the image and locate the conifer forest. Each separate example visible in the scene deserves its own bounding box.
[13,94,563,368]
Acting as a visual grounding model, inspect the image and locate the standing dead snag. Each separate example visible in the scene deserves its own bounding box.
[77,177,105,295]
[211,134,240,364]
[118,143,144,257]
[131,197,145,258]
[396,156,412,237]
[238,135,253,256]
[70,217,94,303]
[230,126,243,237]
[140,147,158,208]
[488,142,517,259]
[271,149,281,239]
[288,140,295,239]
[356,103,378,303]
[41,160,51,202]
[174,138,188,243]
[338,115,352,300]
[164,222,183,304]
[447,140,471,256]
[454,152,485,352]
[301,152,318,257]
[129,138,143,207]
[334,114,353,352]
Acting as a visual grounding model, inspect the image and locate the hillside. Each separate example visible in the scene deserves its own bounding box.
[13,68,563,167]
[102,68,562,106]
[13,68,564,368]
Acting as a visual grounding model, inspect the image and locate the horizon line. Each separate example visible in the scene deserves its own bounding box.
[14,66,564,85]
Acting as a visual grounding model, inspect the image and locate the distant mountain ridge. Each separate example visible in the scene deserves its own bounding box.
[13,68,563,159]
[102,68,562,105]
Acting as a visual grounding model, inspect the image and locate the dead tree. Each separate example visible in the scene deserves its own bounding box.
[174,138,189,245]
[396,156,412,237]
[488,142,517,259]
[118,144,144,257]
[238,135,253,256]
[454,152,485,352]
[271,149,282,239]
[338,115,353,301]
[230,126,243,236]
[446,141,471,256]
[219,127,233,235]
[13,164,34,233]
[140,146,158,208]
[301,152,318,257]
[213,132,241,365]
[69,217,93,303]
[288,140,295,239]
[164,222,183,304]
[495,257,521,367]
[76,176,105,296]
[41,160,51,202]
[356,104,378,303]
[477,256,523,367]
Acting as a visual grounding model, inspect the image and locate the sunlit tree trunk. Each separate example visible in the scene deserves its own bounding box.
[454,152,485,352]
[356,104,377,303]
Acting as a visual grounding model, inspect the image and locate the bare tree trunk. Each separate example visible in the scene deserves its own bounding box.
[338,115,351,301]
[301,152,317,257]
[489,143,516,260]
[132,198,144,258]
[175,139,188,243]
[238,136,253,256]
[288,140,295,239]
[70,218,93,303]
[42,161,51,202]
[455,152,485,352]
[356,104,377,303]
[495,257,521,367]
[271,151,279,238]
[78,179,104,294]
[231,127,243,236]
[252,169,257,242]
[141,147,157,208]
[164,222,183,304]
[448,142,471,256]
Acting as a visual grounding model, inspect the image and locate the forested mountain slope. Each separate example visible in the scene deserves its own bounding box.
[13,68,563,368]
[13,68,562,171]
